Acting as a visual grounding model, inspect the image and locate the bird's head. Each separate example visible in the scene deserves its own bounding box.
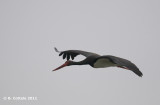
[53,60,73,71]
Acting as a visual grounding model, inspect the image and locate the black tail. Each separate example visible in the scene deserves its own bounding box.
[132,69,143,77]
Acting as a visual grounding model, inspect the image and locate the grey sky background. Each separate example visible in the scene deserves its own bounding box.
[0,0,160,105]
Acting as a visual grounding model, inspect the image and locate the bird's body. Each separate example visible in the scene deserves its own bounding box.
[53,47,143,77]
[93,58,117,68]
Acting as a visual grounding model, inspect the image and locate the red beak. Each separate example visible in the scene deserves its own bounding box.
[53,61,70,71]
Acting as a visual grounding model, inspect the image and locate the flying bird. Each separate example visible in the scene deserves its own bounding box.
[53,47,143,77]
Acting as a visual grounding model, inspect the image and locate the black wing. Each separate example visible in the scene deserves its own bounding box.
[98,55,143,77]
[54,47,100,60]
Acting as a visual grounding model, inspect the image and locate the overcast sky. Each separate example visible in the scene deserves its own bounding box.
[0,0,160,105]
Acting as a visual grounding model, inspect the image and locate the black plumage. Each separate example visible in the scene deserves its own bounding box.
[53,47,143,77]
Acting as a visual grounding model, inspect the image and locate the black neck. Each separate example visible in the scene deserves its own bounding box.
[69,60,88,66]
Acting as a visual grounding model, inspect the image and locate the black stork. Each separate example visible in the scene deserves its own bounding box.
[53,47,143,77]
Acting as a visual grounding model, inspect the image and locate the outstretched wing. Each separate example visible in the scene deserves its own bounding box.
[54,47,100,60]
[98,55,143,77]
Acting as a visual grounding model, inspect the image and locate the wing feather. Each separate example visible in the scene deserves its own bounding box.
[54,47,99,60]
[97,55,143,77]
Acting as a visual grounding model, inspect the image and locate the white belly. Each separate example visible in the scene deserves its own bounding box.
[93,58,117,68]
